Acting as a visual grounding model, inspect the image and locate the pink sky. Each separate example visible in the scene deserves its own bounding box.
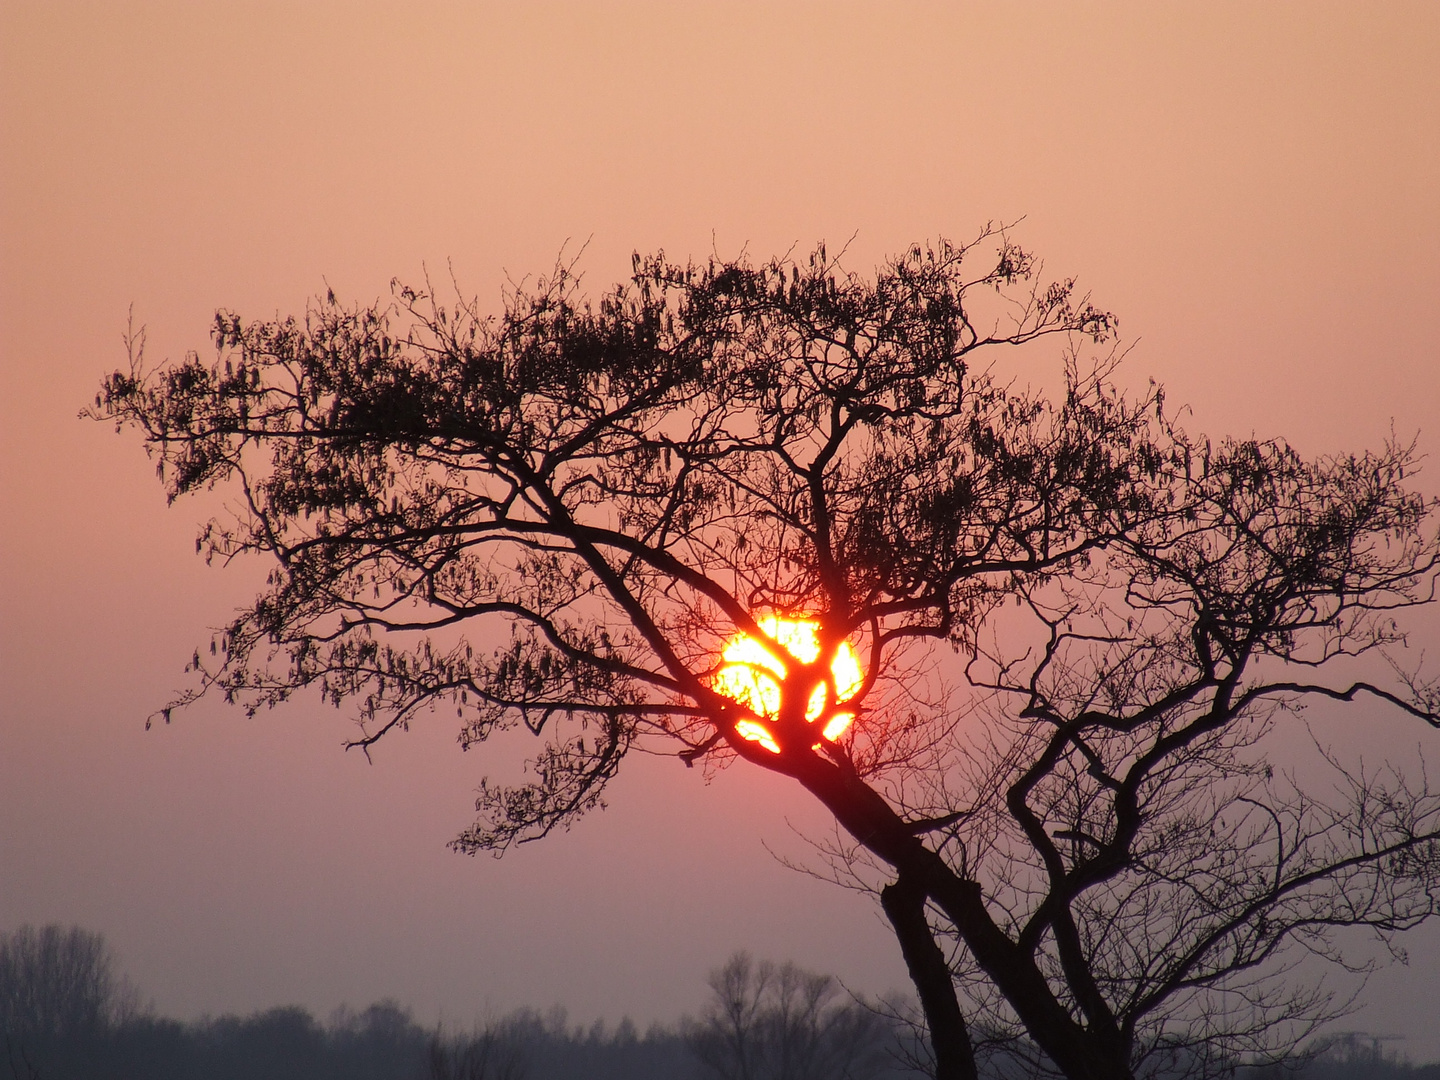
[3,0,1439,1059]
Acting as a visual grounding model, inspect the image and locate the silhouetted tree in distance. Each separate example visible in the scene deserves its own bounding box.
[0,925,139,1041]
[93,228,1440,1080]
[428,1019,526,1080]
[685,952,893,1080]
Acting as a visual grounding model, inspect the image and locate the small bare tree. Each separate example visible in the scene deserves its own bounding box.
[428,1021,526,1080]
[686,953,893,1080]
[0,925,138,1040]
[92,229,1440,1079]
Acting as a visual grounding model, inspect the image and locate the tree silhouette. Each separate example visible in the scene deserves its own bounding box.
[684,952,892,1080]
[93,228,1440,1080]
[0,924,137,1041]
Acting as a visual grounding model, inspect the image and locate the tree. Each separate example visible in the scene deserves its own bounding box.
[91,228,1440,1080]
[428,1020,527,1080]
[684,952,894,1080]
[0,924,137,1040]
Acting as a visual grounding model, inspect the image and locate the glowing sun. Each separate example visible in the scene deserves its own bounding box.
[713,616,863,753]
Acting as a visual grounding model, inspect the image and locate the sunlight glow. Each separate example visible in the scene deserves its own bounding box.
[734,719,782,754]
[713,616,863,753]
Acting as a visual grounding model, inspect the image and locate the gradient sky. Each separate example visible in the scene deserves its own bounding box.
[3,0,1439,1060]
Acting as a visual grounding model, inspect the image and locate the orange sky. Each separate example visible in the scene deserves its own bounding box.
[3,0,1439,1057]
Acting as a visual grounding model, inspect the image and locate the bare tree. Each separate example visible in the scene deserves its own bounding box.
[832,447,1440,1079]
[428,1020,527,1080]
[0,925,138,1040]
[91,229,1440,1080]
[685,952,893,1080]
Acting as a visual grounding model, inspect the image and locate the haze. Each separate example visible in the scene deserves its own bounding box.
[3,0,1438,1060]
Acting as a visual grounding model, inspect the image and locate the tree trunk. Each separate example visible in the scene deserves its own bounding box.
[880,878,978,1080]
[785,752,1138,1080]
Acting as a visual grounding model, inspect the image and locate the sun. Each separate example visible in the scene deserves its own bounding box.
[712,616,863,754]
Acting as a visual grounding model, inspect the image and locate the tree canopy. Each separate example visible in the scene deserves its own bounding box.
[95,228,1440,1080]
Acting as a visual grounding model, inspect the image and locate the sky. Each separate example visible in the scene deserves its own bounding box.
[3,0,1439,1061]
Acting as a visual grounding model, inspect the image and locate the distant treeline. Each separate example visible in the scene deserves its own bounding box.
[3,925,1437,1080]
[4,1001,703,1080]
[1241,1039,1440,1080]
[1,926,917,1080]
[10,1004,1440,1080]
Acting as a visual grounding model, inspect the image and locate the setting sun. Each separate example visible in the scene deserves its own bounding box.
[713,617,863,753]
